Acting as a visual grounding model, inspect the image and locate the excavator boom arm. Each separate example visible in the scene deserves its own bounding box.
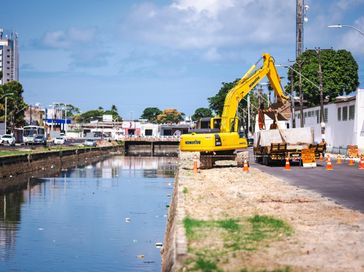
[220,53,289,133]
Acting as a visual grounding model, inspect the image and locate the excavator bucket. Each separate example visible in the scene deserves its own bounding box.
[261,100,291,121]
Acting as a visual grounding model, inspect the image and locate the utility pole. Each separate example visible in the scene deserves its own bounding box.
[290,68,296,128]
[316,47,325,138]
[296,0,304,58]
[4,97,8,134]
[298,60,304,128]
[296,0,306,128]
[247,94,251,137]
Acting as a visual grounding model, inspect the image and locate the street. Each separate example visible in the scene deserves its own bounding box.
[252,158,364,212]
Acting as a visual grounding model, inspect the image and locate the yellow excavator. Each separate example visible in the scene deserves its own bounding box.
[180,53,291,168]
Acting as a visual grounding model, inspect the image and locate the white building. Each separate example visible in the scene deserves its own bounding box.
[0,29,19,85]
[293,89,364,152]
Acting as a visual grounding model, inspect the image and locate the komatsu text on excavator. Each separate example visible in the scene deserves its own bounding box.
[180,53,291,168]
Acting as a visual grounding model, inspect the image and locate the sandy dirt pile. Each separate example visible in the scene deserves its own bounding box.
[177,152,364,271]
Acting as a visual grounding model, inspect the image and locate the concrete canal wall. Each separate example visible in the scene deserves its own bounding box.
[161,158,188,272]
[0,146,119,193]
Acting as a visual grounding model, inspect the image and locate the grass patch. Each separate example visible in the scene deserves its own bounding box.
[0,150,25,157]
[0,145,100,158]
[183,215,292,271]
[183,187,188,194]
[194,257,222,272]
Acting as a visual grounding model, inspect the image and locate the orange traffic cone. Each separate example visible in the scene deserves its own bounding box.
[336,155,342,165]
[193,155,198,174]
[284,157,291,171]
[348,157,355,166]
[319,153,324,161]
[326,155,333,170]
[359,156,364,170]
[243,159,249,173]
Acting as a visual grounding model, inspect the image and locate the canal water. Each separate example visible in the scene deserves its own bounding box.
[0,156,177,272]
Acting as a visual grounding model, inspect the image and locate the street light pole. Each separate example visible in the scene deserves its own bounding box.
[328,24,364,36]
[316,47,325,139]
[5,97,8,134]
[1,93,14,134]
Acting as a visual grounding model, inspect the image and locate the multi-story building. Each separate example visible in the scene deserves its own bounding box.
[0,28,19,85]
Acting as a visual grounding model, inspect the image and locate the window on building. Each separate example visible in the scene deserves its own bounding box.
[349,105,355,120]
[316,110,320,123]
[337,107,341,121]
[145,129,153,136]
[304,112,307,117]
[342,106,348,121]
[324,108,328,123]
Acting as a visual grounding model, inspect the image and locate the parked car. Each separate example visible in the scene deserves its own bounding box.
[84,139,97,147]
[0,134,16,145]
[33,135,46,145]
[54,137,65,145]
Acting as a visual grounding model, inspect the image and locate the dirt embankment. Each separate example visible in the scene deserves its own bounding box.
[163,152,364,272]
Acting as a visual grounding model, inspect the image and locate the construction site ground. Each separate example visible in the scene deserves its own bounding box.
[174,152,364,272]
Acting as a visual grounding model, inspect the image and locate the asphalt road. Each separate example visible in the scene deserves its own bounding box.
[252,158,364,212]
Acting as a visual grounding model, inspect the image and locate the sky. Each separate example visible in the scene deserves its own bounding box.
[2,0,364,119]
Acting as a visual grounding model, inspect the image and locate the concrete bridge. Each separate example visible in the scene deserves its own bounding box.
[123,136,180,156]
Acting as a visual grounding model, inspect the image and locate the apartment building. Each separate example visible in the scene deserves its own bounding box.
[0,28,19,84]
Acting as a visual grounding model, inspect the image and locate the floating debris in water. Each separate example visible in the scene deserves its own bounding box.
[163,214,167,218]
[155,242,163,249]
[136,255,144,259]
[143,261,155,264]
[125,217,131,223]
[166,204,170,208]
[167,194,171,197]
[168,182,172,186]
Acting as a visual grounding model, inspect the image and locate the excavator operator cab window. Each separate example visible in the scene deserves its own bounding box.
[212,118,221,130]
[199,119,211,129]
[237,119,246,138]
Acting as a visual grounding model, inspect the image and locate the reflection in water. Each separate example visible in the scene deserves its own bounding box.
[0,156,177,271]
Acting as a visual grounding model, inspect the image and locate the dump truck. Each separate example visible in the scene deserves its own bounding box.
[253,127,326,166]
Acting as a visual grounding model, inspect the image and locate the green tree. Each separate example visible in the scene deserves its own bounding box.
[105,104,122,122]
[141,107,162,123]
[78,109,104,123]
[0,81,27,130]
[191,107,212,121]
[65,104,80,117]
[286,49,359,107]
[157,108,184,124]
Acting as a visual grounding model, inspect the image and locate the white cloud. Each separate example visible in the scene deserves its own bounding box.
[203,47,221,61]
[121,0,296,54]
[338,17,364,54]
[171,0,235,18]
[42,27,97,49]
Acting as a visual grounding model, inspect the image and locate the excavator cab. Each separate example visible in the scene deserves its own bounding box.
[191,117,221,134]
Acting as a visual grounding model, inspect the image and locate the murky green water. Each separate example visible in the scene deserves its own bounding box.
[0,156,177,272]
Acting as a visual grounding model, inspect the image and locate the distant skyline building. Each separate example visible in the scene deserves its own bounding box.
[0,28,19,85]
